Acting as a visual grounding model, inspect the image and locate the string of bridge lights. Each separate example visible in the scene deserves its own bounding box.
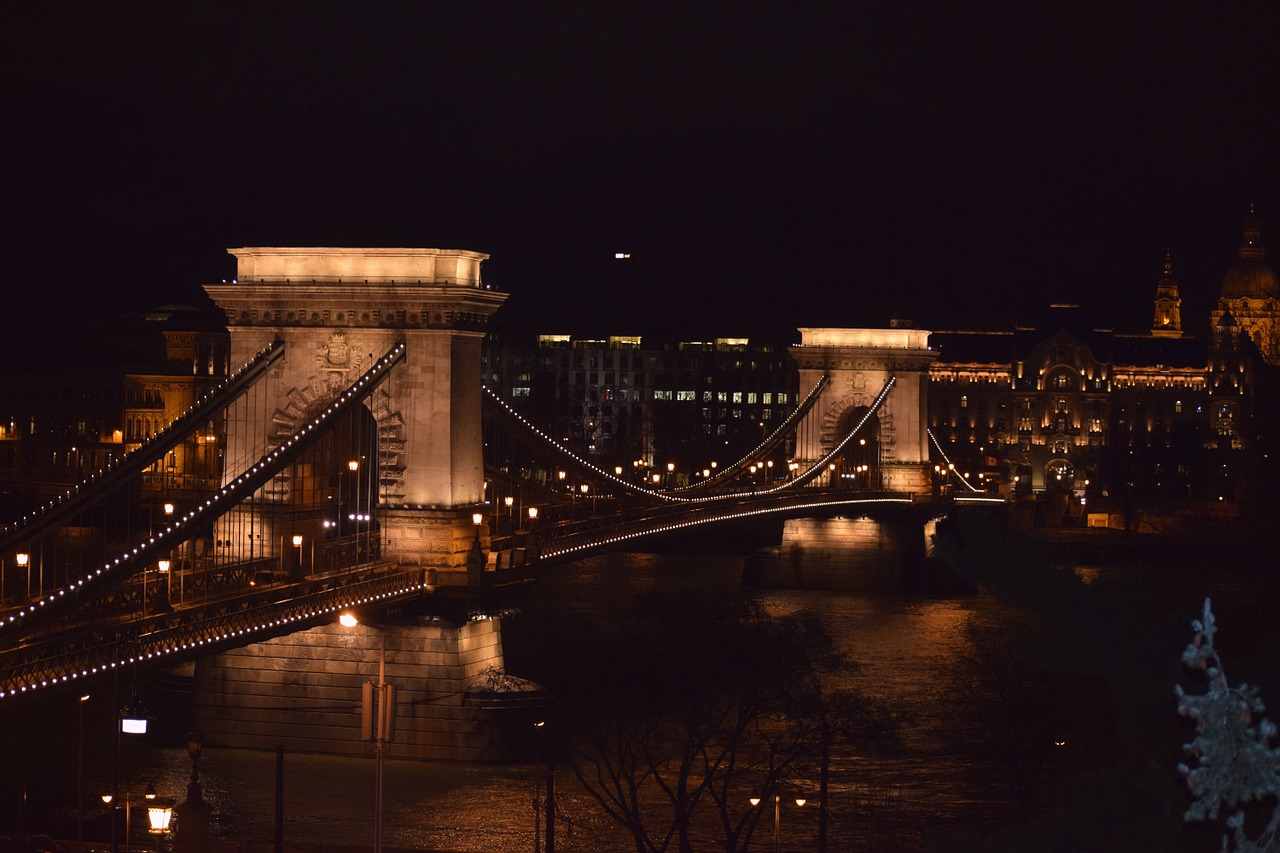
[539,495,914,561]
[674,372,833,491]
[485,375,894,505]
[0,576,427,701]
[1,340,284,536]
[3,343,405,632]
[482,386,702,502]
[756,376,896,495]
[926,428,982,493]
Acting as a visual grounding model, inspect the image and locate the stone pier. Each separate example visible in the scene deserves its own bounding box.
[195,248,521,760]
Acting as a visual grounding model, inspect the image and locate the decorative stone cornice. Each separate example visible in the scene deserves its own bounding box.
[205,248,507,330]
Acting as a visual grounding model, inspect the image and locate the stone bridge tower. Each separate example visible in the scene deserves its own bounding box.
[791,327,937,494]
[193,248,516,763]
[204,247,507,573]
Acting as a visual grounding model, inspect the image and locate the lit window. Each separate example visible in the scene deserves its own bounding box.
[512,387,531,398]
[676,390,696,401]
[732,392,743,403]
[1175,400,1182,413]
[763,392,773,404]
[960,396,968,409]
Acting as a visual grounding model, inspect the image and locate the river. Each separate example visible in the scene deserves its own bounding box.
[8,535,1276,851]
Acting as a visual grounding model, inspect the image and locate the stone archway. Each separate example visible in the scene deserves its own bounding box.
[1045,458,1074,493]
[817,398,882,489]
[791,327,938,494]
[836,407,881,489]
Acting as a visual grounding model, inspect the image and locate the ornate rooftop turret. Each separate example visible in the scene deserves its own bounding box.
[1152,249,1183,337]
[1219,204,1279,300]
[1211,206,1280,365]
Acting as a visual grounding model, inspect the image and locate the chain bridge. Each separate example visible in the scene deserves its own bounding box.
[0,248,999,760]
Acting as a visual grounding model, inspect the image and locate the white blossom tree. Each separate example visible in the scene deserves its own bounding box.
[1176,598,1280,851]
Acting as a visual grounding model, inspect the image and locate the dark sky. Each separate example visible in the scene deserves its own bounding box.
[5,3,1279,342]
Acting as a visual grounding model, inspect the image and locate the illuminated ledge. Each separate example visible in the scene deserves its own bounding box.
[798,327,932,350]
[228,247,489,285]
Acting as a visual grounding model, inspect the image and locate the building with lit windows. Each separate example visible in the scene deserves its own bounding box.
[926,213,1279,504]
[481,330,799,477]
[0,305,229,517]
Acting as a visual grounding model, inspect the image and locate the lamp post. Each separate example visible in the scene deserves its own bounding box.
[292,534,304,579]
[78,694,90,844]
[340,612,396,853]
[103,780,158,851]
[468,512,486,572]
[504,495,514,531]
[749,792,806,853]
[524,506,539,564]
[532,720,545,853]
[110,686,148,853]
[174,730,210,853]
[16,551,29,602]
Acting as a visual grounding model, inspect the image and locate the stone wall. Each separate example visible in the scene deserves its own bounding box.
[190,618,509,762]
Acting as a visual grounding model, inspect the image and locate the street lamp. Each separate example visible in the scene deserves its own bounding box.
[338,612,394,853]
[147,797,174,834]
[533,720,545,853]
[103,781,158,850]
[111,688,148,853]
[174,730,210,852]
[749,792,807,852]
[78,694,90,843]
[121,691,148,735]
[16,552,29,601]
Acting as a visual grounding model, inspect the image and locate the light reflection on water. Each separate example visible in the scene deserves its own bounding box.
[118,550,1018,850]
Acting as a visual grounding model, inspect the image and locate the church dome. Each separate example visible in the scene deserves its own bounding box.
[1220,213,1280,300]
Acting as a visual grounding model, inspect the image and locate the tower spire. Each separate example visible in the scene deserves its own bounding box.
[1152,247,1183,337]
[1239,203,1264,262]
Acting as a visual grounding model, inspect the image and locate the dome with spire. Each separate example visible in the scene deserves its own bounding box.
[1219,207,1280,300]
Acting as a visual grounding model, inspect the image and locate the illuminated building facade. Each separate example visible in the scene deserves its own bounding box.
[0,305,229,516]
[927,214,1279,501]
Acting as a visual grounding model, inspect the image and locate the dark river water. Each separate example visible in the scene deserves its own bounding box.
[8,536,1276,851]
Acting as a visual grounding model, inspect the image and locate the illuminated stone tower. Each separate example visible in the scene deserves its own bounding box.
[1151,249,1184,338]
[790,327,937,493]
[194,248,516,763]
[204,247,507,572]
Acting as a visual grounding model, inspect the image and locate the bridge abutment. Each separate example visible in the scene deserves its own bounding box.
[745,508,961,593]
[190,618,517,761]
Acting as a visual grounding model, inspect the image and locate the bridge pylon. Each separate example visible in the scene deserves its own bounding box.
[205,247,508,576]
[791,327,938,495]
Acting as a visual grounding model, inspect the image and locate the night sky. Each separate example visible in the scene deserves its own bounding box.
[5,4,1279,343]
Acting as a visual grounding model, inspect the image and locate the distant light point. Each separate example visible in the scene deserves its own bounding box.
[614,252,632,259]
